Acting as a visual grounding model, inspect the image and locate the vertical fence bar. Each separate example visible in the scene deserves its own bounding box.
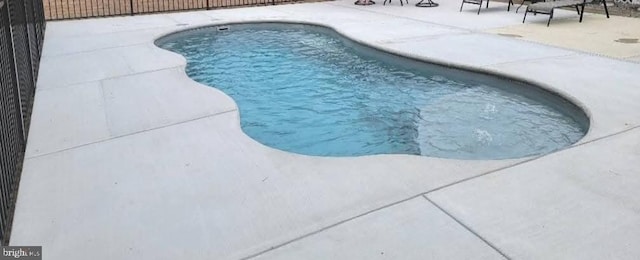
[45,0,50,20]
[8,0,33,139]
[52,0,57,19]
[24,0,39,94]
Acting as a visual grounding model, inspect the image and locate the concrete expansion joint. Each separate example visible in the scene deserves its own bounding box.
[376,31,473,44]
[46,24,176,39]
[576,124,640,147]
[43,42,151,58]
[35,79,102,93]
[240,194,426,259]
[239,125,640,260]
[98,80,114,139]
[38,65,187,90]
[484,53,579,67]
[427,124,640,195]
[421,195,511,260]
[24,108,237,161]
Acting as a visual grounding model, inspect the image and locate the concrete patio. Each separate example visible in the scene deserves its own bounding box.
[10,0,640,259]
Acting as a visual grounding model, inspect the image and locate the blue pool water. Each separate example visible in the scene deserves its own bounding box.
[157,23,588,159]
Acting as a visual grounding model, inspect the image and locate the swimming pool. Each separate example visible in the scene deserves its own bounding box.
[157,23,588,160]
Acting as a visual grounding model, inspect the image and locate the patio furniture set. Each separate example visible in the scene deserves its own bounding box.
[356,0,610,26]
[460,0,610,26]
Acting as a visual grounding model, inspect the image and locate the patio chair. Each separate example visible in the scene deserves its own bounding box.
[515,0,546,12]
[460,0,514,14]
[384,0,409,5]
[523,0,610,26]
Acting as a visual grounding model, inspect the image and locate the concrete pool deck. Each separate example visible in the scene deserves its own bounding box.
[10,0,640,259]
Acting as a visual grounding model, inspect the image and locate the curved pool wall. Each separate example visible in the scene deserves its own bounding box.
[155,22,590,160]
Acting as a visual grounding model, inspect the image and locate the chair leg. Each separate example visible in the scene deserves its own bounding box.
[547,9,553,26]
[460,1,465,11]
[575,5,580,15]
[486,0,490,8]
[516,0,525,13]
[523,8,528,23]
[579,3,585,22]
[478,1,483,14]
[602,0,610,18]
[508,0,512,11]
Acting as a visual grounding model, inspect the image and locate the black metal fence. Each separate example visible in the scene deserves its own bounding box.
[0,0,45,245]
[44,0,302,20]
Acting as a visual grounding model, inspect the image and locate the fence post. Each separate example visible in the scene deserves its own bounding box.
[207,0,211,10]
[130,0,134,15]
